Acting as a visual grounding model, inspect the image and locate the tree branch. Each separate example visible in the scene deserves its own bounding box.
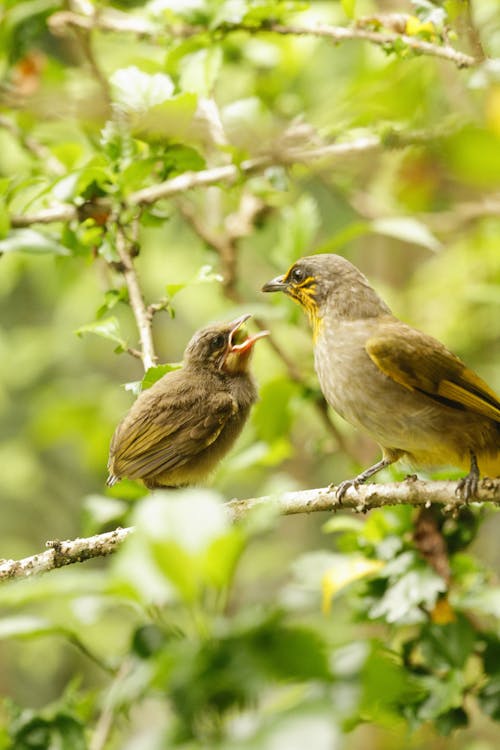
[1,479,499,582]
[9,131,444,228]
[47,10,479,69]
[0,527,131,581]
[114,219,158,372]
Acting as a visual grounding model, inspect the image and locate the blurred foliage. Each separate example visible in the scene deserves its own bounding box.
[1,0,500,747]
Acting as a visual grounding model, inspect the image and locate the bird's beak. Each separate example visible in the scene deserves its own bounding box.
[261,274,288,293]
[221,314,269,372]
[228,313,269,354]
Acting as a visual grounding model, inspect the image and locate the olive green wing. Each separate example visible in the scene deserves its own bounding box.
[108,387,237,481]
[366,324,500,422]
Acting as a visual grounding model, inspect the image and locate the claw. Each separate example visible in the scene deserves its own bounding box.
[332,478,359,503]
[455,451,479,501]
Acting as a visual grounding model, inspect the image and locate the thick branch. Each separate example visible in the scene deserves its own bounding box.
[114,221,158,372]
[1,479,499,582]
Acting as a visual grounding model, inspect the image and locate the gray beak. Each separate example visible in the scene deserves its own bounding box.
[262,275,288,293]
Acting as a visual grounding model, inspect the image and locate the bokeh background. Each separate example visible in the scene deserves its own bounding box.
[1,0,500,747]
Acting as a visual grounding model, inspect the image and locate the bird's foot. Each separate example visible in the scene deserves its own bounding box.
[328,478,359,503]
[455,451,480,502]
[456,472,478,502]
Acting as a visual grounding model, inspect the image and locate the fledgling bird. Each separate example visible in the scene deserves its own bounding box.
[107,314,268,489]
[262,254,500,500]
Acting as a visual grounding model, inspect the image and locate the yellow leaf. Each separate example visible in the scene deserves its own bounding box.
[486,85,500,138]
[405,16,436,37]
[322,557,384,613]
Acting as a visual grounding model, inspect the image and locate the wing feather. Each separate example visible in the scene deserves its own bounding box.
[366,325,500,423]
[108,375,237,480]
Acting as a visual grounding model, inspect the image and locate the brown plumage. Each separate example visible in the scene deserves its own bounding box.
[107,314,268,489]
[262,253,500,500]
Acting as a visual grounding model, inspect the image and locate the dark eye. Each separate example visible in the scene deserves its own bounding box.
[210,333,226,351]
[291,266,305,283]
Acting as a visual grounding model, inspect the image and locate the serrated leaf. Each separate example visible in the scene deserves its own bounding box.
[75,316,127,348]
[371,217,442,252]
[0,229,70,256]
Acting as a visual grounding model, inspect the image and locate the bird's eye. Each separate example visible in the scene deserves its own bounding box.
[210,333,226,351]
[290,266,305,283]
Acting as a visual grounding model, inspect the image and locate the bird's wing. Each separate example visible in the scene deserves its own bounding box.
[366,324,500,422]
[109,386,237,480]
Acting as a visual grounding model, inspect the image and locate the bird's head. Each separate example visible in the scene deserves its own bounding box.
[184,314,269,374]
[262,253,391,332]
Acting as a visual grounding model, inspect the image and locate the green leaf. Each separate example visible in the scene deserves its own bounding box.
[341,0,356,19]
[201,528,246,589]
[141,363,181,391]
[0,616,57,640]
[419,617,476,670]
[276,194,320,265]
[478,675,500,721]
[369,567,446,624]
[0,229,70,256]
[161,144,206,178]
[132,93,198,140]
[322,516,365,535]
[371,217,442,252]
[252,377,299,443]
[75,316,127,349]
[0,199,10,239]
[249,618,332,681]
[96,287,128,319]
[179,47,223,95]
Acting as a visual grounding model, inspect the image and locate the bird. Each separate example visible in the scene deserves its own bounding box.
[262,253,500,500]
[107,314,268,489]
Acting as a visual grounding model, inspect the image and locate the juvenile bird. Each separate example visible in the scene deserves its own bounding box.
[263,254,500,500]
[107,314,268,489]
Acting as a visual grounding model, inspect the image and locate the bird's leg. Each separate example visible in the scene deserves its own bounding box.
[456,451,479,501]
[331,456,396,502]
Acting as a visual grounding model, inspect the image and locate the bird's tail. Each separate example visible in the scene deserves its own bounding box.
[106,473,119,487]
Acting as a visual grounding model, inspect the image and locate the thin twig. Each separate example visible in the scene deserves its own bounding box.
[0,116,66,175]
[266,22,477,69]
[114,220,158,372]
[1,479,499,582]
[90,660,133,750]
[9,131,444,228]
[47,10,479,69]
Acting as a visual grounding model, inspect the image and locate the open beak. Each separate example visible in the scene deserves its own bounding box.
[221,314,269,371]
[262,274,288,293]
[228,313,269,354]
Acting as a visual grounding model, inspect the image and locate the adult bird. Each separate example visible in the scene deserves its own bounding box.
[107,314,268,489]
[262,254,500,500]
